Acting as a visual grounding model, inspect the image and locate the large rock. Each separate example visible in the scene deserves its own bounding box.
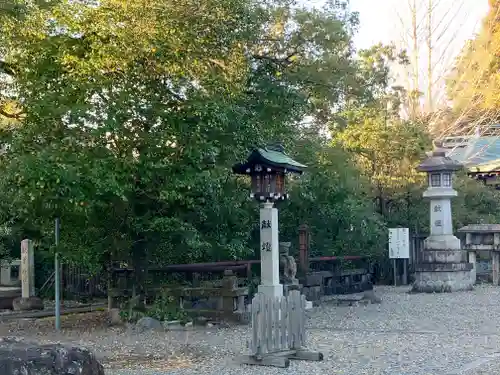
[12,296,44,311]
[0,337,104,375]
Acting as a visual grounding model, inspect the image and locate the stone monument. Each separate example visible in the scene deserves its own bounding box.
[412,151,474,292]
[13,239,43,310]
[279,241,299,295]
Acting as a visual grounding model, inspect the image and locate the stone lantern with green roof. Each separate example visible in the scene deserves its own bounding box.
[233,144,306,298]
[232,144,307,202]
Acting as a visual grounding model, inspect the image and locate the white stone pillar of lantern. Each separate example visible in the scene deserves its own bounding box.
[258,201,281,298]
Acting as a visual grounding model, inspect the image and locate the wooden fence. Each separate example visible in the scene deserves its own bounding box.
[239,290,323,368]
[110,269,249,321]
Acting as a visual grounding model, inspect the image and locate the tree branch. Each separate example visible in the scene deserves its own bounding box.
[252,50,299,66]
[0,61,16,76]
[0,107,24,119]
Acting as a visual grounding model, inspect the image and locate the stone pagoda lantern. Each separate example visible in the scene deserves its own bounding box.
[412,150,474,292]
[232,144,306,298]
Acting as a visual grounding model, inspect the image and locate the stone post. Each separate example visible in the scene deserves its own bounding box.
[258,202,283,298]
[493,251,500,286]
[298,224,310,275]
[21,239,35,298]
[468,251,477,285]
[13,239,43,311]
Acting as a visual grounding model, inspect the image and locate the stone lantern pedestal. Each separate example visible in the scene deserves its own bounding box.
[412,151,473,293]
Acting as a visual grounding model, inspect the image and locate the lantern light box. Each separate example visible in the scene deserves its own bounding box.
[232,144,307,202]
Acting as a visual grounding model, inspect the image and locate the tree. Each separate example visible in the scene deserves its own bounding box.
[280,131,386,258]
[446,0,500,117]
[334,45,432,229]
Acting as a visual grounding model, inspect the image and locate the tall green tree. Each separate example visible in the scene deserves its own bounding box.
[446,0,500,118]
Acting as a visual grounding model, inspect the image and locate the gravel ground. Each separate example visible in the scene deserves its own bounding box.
[4,285,500,375]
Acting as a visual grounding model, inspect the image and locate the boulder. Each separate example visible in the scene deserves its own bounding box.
[12,296,44,311]
[0,337,104,375]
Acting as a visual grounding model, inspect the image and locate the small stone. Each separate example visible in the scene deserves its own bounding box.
[184,321,193,328]
[136,317,163,332]
[363,290,382,304]
[164,320,182,330]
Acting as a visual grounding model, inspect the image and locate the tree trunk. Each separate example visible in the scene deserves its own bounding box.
[426,0,433,112]
[411,0,419,118]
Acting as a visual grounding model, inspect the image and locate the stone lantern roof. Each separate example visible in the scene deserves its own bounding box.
[417,150,463,173]
[232,144,307,175]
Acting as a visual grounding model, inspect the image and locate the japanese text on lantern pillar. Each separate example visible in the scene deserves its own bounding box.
[260,219,272,252]
[261,220,271,229]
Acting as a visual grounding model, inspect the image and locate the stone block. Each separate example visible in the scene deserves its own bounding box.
[302,273,324,286]
[413,262,473,272]
[0,260,21,287]
[420,250,467,263]
[0,337,104,375]
[424,235,461,250]
[135,316,163,332]
[12,296,43,311]
[412,270,474,292]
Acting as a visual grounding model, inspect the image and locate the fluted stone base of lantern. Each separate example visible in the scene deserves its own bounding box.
[423,235,461,251]
[412,254,474,293]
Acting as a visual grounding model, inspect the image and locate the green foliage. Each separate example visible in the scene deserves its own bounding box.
[119,292,188,323]
[453,173,500,228]
[281,133,386,257]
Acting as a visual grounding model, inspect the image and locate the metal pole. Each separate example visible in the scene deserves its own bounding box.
[55,218,61,331]
[393,259,397,287]
[403,258,408,285]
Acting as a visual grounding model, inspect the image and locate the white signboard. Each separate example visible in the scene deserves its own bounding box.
[388,228,410,259]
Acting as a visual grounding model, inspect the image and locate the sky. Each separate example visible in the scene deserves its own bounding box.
[306,0,490,108]
[349,0,490,107]
[349,0,489,51]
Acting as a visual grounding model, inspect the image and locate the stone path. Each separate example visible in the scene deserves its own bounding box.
[6,285,500,375]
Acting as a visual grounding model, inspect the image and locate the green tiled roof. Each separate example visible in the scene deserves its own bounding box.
[446,136,500,172]
[256,147,307,169]
[232,145,307,175]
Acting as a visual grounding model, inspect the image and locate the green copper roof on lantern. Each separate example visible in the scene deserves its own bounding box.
[232,144,307,175]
